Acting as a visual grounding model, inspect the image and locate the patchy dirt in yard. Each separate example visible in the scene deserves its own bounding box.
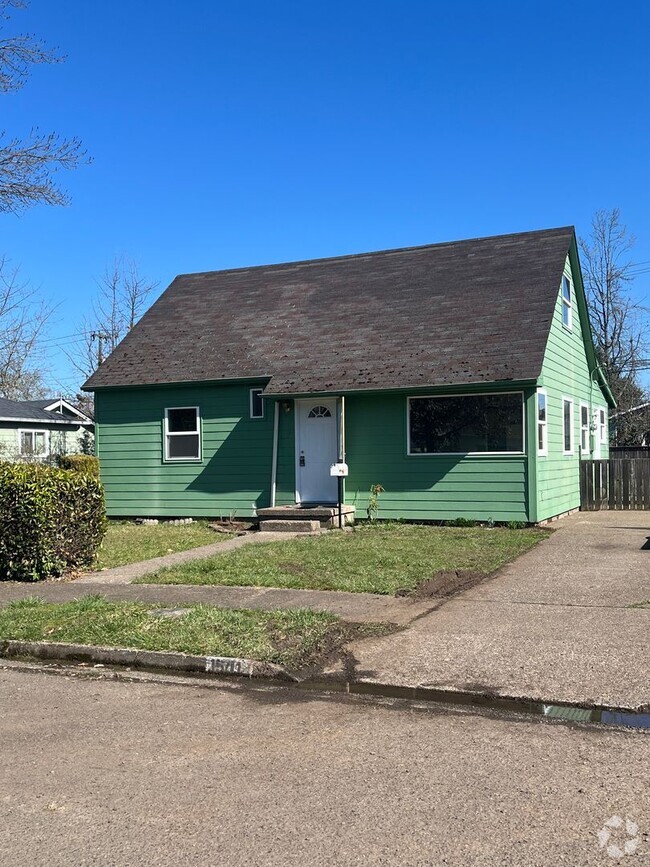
[400,569,488,599]
[208,521,253,535]
[276,620,400,679]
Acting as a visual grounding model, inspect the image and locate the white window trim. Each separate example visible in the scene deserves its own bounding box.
[579,402,590,455]
[163,406,202,462]
[406,391,526,456]
[598,408,608,445]
[249,388,264,419]
[562,397,574,456]
[561,274,573,331]
[18,428,50,458]
[537,389,548,457]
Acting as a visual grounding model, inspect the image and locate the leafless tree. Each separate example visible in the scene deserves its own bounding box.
[68,258,158,380]
[0,255,51,398]
[579,209,648,404]
[0,0,87,213]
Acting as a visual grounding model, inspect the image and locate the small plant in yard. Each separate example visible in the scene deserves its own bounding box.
[367,484,385,520]
[447,517,476,528]
[506,520,527,530]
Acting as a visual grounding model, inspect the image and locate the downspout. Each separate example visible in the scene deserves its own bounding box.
[270,400,279,507]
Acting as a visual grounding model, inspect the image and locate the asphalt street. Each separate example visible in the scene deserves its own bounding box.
[0,665,648,866]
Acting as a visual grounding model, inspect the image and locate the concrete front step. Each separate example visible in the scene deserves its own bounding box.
[257,504,355,529]
[259,519,321,533]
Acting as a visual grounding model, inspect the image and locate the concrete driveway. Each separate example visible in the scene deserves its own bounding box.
[352,511,650,709]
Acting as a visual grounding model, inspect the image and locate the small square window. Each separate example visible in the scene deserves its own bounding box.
[561,275,573,330]
[19,430,48,456]
[250,388,264,419]
[164,407,201,461]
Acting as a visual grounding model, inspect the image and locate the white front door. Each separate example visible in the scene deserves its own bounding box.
[296,399,339,503]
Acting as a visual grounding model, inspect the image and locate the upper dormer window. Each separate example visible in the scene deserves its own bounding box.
[561,275,573,330]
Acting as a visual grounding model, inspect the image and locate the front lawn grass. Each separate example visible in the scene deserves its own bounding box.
[137,523,549,595]
[92,520,232,571]
[0,596,345,668]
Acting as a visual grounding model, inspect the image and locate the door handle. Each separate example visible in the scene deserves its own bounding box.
[299,452,305,467]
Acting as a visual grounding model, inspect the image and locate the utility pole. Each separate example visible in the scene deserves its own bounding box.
[91,331,110,366]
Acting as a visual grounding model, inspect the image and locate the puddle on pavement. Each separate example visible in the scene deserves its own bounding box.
[295,679,650,731]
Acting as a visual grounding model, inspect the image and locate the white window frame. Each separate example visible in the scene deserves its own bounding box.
[561,274,573,331]
[18,428,50,458]
[163,406,202,462]
[249,388,264,419]
[406,391,526,456]
[598,408,607,445]
[537,389,547,457]
[580,402,590,455]
[562,397,574,456]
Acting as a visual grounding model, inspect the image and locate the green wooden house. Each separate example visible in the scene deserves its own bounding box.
[84,227,613,525]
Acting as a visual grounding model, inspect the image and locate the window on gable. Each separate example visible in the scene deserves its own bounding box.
[580,404,590,454]
[537,391,547,456]
[164,407,201,461]
[561,275,573,330]
[408,393,524,454]
[250,388,264,419]
[563,399,574,455]
[19,430,48,456]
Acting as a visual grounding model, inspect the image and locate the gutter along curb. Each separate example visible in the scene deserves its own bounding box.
[0,639,298,681]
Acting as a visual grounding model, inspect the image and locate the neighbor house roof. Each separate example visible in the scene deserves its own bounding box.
[84,226,577,395]
[0,397,92,425]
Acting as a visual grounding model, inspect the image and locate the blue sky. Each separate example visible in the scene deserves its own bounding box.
[3,0,650,394]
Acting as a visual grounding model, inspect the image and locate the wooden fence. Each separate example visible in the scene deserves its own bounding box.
[609,446,650,460]
[580,458,650,510]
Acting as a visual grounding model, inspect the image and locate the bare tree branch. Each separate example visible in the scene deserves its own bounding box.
[0,0,88,213]
[67,258,158,381]
[0,255,52,398]
[580,208,650,443]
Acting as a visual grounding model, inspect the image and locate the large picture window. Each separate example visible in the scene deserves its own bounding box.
[164,407,201,461]
[408,393,524,455]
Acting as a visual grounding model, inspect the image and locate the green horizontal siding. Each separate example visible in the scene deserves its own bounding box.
[344,392,529,522]
[536,253,610,521]
[96,384,292,518]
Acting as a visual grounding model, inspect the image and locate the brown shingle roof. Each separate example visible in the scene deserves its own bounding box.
[83,226,575,394]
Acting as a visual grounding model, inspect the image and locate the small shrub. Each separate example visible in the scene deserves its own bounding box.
[0,462,106,581]
[447,517,477,528]
[506,520,527,530]
[56,454,100,478]
[367,484,385,520]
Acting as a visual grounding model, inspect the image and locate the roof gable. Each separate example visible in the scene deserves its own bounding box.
[84,226,576,395]
[0,397,92,425]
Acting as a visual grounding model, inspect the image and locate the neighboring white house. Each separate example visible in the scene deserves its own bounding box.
[0,397,94,461]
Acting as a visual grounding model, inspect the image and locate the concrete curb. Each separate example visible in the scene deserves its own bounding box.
[0,639,299,682]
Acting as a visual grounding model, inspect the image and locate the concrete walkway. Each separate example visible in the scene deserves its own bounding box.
[77,530,308,584]
[0,581,432,627]
[350,511,650,709]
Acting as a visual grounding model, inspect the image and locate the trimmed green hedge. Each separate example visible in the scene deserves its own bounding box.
[56,454,100,478]
[0,463,107,581]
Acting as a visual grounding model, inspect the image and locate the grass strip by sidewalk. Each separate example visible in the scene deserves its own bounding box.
[92,521,234,571]
[136,523,549,595]
[0,596,357,669]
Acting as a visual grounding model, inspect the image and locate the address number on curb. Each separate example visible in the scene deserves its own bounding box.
[205,656,252,676]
